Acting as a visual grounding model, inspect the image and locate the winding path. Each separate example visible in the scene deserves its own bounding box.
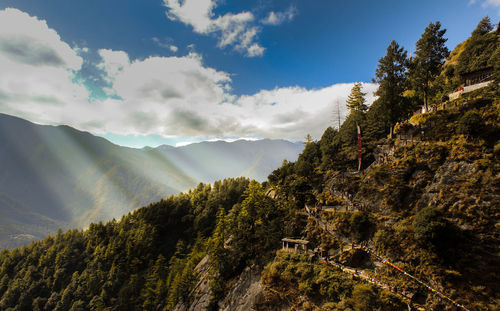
[305,201,470,311]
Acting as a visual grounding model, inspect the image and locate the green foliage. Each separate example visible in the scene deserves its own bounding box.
[261,252,355,305]
[457,34,497,76]
[471,16,494,37]
[261,252,405,310]
[319,126,341,169]
[205,181,285,302]
[265,19,500,310]
[0,178,251,310]
[350,283,378,311]
[413,207,448,246]
[339,110,366,162]
[295,140,321,178]
[349,212,375,242]
[410,21,450,108]
[457,110,482,136]
[364,98,390,140]
[373,40,412,127]
[232,181,284,266]
[456,17,498,77]
[346,82,368,113]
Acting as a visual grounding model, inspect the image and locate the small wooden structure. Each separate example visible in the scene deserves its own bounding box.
[313,247,327,258]
[461,67,493,86]
[321,206,337,213]
[282,238,309,253]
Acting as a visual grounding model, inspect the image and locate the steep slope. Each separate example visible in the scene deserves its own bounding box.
[0,114,302,248]
[258,86,499,310]
[0,178,255,311]
[0,193,64,249]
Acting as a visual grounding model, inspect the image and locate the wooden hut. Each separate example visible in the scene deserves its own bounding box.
[461,67,493,86]
[282,238,309,253]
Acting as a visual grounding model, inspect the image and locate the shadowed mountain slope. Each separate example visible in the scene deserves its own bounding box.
[0,113,302,248]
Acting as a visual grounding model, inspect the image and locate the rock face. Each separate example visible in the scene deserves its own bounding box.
[417,160,476,210]
[171,256,212,311]
[219,265,263,311]
[171,259,264,311]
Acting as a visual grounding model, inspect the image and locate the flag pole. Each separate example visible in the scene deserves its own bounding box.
[357,123,362,172]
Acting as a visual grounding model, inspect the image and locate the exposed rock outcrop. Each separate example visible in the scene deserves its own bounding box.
[219,265,263,311]
[416,160,476,210]
[171,256,212,311]
[172,258,265,311]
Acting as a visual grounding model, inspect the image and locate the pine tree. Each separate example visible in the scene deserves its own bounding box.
[208,208,230,278]
[471,16,493,37]
[410,21,449,110]
[346,82,368,113]
[457,16,498,76]
[141,255,167,310]
[372,40,410,129]
[304,134,314,145]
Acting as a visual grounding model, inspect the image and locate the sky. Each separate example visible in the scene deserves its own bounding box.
[0,0,498,148]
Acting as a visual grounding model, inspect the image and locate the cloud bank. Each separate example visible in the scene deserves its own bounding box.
[162,1,298,57]
[0,8,378,146]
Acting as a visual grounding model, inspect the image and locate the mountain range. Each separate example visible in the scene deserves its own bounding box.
[0,113,302,248]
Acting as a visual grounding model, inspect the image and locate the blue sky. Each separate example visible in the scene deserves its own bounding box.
[0,0,498,148]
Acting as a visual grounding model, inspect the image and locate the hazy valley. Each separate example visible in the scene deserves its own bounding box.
[0,113,302,248]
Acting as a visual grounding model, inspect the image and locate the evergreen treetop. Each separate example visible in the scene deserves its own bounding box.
[471,16,493,37]
[346,82,368,113]
[410,21,449,109]
[373,40,410,126]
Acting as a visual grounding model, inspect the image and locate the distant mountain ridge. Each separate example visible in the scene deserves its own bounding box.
[154,139,303,183]
[0,113,303,248]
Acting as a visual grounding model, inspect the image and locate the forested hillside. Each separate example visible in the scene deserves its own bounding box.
[0,17,498,311]
[0,178,256,310]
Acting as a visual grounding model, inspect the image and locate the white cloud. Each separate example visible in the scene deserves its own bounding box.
[231,83,378,140]
[470,0,500,13]
[246,43,265,57]
[162,0,265,57]
[0,8,378,145]
[169,45,179,52]
[0,8,89,124]
[152,37,178,53]
[0,8,82,69]
[97,49,129,85]
[163,0,216,33]
[93,61,378,139]
[262,6,297,26]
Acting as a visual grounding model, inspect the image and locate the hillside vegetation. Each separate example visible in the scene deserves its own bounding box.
[0,17,498,311]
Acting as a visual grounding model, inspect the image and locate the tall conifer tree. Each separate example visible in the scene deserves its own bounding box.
[373,40,409,127]
[410,21,449,110]
[346,82,368,113]
[471,16,493,37]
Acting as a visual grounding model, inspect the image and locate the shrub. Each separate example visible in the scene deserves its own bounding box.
[457,110,482,136]
[350,284,378,311]
[349,212,376,242]
[413,207,448,246]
